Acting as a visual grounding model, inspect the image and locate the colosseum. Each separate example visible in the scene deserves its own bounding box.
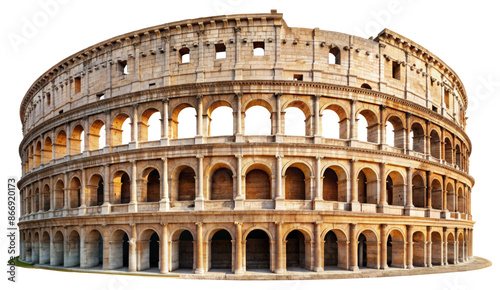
[18,10,477,278]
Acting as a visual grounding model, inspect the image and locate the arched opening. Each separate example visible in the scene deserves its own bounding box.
[322,109,341,139]
[112,171,130,204]
[328,47,340,65]
[245,169,271,199]
[55,130,67,158]
[208,103,233,136]
[412,231,426,267]
[458,233,465,262]
[178,167,196,201]
[244,105,271,135]
[140,109,161,142]
[412,174,425,208]
[358,231,378,269]
[286,230,306,269]
[458,187,465,213]
[89,121,105,151]
[323,168,339,201]
[211,168,233,200]
[69,177,81,209]
[171,104,196,139]
[34,141,42,167]
[245,230,270,270]
[361,83,372,89]
[27,189,32,214]
[88,175,104,206]
[111,114,131,146]
[455,145,462,168]
[285,101,310,136]
[39,232,50,264]
[431,232,442,266]
[410,122,425,153]
[138,230,160,271]
[34,188,40,212]
[54,180,64,210]
[52,231,64,266]
[145,169,160,202]
[324,231,338,267]
[358,168,377,204]
[444,138,453,164]
[70,125,85,154]
[43,137,52,164]
[285,167,306,200]
[172,230,194,271]
[357,110,379,143]
[32,232,40,263]
[210,230,232,270]
[386,171,405,206]
[447,233,455,265]
[430,130,441,159]
[387,230,405,268]
[85,230,103,269]
[253,42,265,56]
[431,179,443,210]
[386,116,404,148]
[109,230,129,270]
[66,231,80,267]
[446,183,455,212]
[42,184,50,211]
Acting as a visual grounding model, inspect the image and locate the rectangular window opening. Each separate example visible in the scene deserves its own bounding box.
[74,77,81,94]
[253,41,265,56]
[432,105,438,113]
[293,74,303,81]
[118,60,128,75]
[392,61,401,80]
[215,43,226,59]
[97,93,105,100]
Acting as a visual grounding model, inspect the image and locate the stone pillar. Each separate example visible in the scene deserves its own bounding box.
[129,224,137,272]
[380,224,388,270]
[350,159,360,211]
[405,113,412,153]
[426,171,432,209]
[313,95,321,143]
[79,168,87,215]
[426,226,432,267]
[65,122,71,157]
[380,105,386,145]
[314,222,323,272]
[129,161,137,212]
[406,167,414,207]
[161,99,169,146]
[195,222,204,274]
[160,223,168,274]
[234,154,244,209]
[349,223,358,271]
[130,104,138,147]
[195,95,204,144]
[407,225,414,269]
[195,155,204,210]
[275,222,285,273]
[235,93,243,142]
[350,100,357,140]
[102,164,111,213]
[379,162,387,205]
[275,155,284,209]
[63,173,69,210]
[160,157,169,211]
[275,93,282,137]
[235,222,244,274]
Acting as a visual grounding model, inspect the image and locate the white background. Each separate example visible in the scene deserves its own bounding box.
[0,1,498,289]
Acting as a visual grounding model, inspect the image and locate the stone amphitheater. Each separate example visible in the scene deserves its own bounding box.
[17,10,479,278]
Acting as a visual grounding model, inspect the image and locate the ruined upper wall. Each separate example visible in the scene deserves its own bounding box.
[20,11,468,134]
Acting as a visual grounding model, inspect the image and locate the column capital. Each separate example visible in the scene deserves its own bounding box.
[350,158,357,163]
[195,222,203,227]
[274,92,282,98]
[162,98,170,103]
[196,154,204,159]
[234,221,243,227]
[315,156,324,160]
[275,154,284,159]
[235,154,243,159]
[234,92,243,99]
[196,94,204,101]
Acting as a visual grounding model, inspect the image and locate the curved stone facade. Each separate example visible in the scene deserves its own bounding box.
[18,11,474,276]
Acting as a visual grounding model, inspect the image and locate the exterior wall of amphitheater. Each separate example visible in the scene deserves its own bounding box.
[18,11,474,275]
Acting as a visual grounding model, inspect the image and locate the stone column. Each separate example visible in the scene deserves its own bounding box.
[160,157,169,211]
[102,164,111,213]
[129,161,137,212]
[405,113,412,153]
[426,171,432,209]
[130,104,138,148]
[65,122,71,157]
[406,167,414,207]
[313,95,321,143]
[275,93,282,136]
[407,225,414,269]
[79,168,87,215]
[314,222,323,272]
[63,173,69,210]
[380,224,388,269]
[195,155,204,210]
[235,222,244,274]
[161,99,169,146]
[160,223,169,274]
[275,155,284,209]
[275,222,285,273]
[234,154,244,210]
[129,224,137,272]
[235,93,243,142]
[350,100,357,140]
[426,226,432,267]
[195,95,204,144]
[379,162,387,205]
[195,222,204,274]
[350,159,360,211]
[380,105,386,145]
[349,223,358,271]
